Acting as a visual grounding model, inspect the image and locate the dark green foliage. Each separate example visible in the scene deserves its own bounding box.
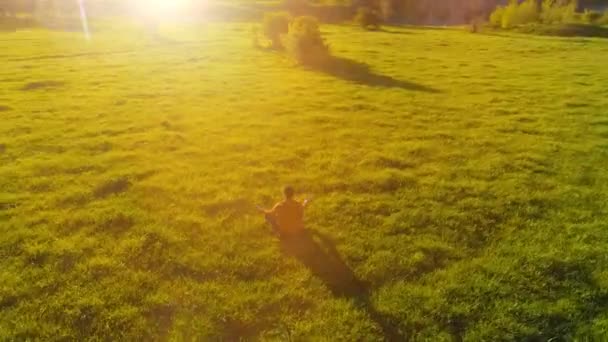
[285,16,330,65]
[601,10,608,25]
[494,0,539,29]
[489,5,506,27]
[488,0,608,34]
[540,0,578,24]
[583,9,603,23]
[262,12,290,48]
[514,22,608,37]
[355,7,382,30]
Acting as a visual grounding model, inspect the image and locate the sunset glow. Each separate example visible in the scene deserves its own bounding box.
[133,0,192,18]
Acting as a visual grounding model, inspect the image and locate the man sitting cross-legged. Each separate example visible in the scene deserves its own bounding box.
[257,186,310,237]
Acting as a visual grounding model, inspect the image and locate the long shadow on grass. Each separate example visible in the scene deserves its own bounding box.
[280,230,405,341]
[483,24,608,40]
[374,27,417,35]
[308,56,439,92]
[516,24,608,38]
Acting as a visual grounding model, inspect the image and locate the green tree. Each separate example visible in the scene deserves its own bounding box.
[285,16,329,65]
[263,12,290,49]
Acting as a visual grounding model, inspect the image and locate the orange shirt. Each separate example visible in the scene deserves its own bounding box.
[267,199,304,234]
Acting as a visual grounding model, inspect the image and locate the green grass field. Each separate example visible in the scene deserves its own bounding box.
[2,22,608,340]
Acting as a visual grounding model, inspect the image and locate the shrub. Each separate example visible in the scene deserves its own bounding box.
[599,11,608,25]
[541,0,578,24]
[489,6,505,27]
[541,0,559,24]
[262,12,290,48]
[355,7,381,30]
[582,9,602,24]
[285,16,330,65]
[501,0,539,29]
[559,0,578,23]
[501,1,517,28]
[518,0,540,23]
[582,9,603,24]
[562,0,578,23]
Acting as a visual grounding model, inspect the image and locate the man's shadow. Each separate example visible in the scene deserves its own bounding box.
[279,230,405,341]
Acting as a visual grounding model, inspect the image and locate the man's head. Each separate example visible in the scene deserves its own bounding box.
[283,185,295,199]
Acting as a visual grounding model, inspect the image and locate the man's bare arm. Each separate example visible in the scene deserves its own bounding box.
[257,203,280,214]
[303,197,312,208]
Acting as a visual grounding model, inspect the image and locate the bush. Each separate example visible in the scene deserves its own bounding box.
[518,0,540,24]
[262,12,290,48]
[489,0,589,29]
[489,6,505,27]
[541,0,559,24]
[501,1,517,28]
[355,7,381,30]
[561,0,578,24]
[285,16,330,65]
[501,0,539,29]
[599,11,608,26]
[582,9,602,24]
[540,0,578,24]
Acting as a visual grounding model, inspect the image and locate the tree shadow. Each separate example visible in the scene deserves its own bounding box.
[279,230,406,341]
[307,56,440,92]
[485,24,608,40]
[541,24,608,38]
[396,25,454,31]
[377,27,417,35]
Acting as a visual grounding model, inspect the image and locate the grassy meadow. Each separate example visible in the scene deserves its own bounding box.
[2,21,608,340]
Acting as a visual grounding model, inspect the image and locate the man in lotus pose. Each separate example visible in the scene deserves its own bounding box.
[257,186,310,237]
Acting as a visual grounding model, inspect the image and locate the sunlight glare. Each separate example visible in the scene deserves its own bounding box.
[78,0,91,41]
[134,0,192,18]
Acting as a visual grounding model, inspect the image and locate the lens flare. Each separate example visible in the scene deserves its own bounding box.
[148,0,182,12]
[78,0,90,41]
[134,0,191,19]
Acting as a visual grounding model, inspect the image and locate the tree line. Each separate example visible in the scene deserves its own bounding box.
[352,0,607,23]
[2,0,607,23]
